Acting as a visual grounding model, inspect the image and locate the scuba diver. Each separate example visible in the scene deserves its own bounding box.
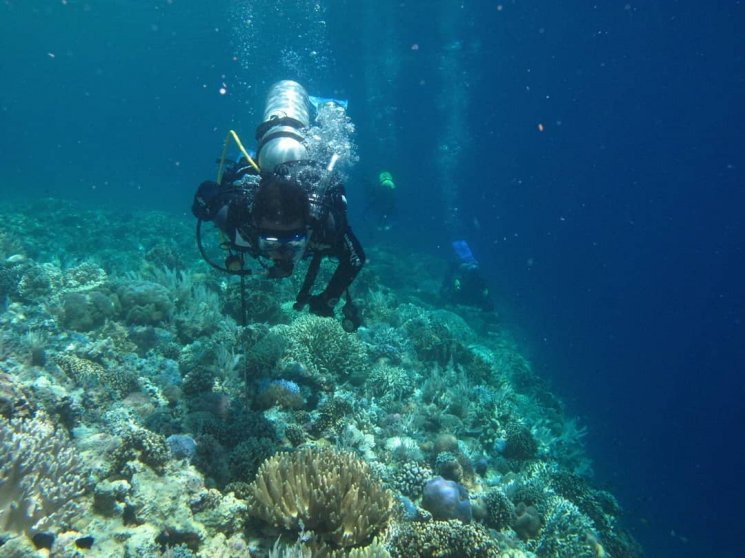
[191,80,365,331]
[364,170,397,231]
[441,240,495,312]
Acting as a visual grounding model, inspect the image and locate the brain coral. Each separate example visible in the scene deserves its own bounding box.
[0,415,88,537]
[248,448,393,550]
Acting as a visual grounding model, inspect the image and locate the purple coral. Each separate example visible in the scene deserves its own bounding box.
[166,434,197,461]
[421,476,472,523]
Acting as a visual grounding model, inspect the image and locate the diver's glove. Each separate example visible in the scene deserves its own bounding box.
[192,181,221,220]
[307,293,337,318]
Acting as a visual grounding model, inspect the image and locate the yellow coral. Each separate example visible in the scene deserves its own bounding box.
[249,448,393,550]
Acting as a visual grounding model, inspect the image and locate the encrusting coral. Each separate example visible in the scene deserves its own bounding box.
[248,447,393,551]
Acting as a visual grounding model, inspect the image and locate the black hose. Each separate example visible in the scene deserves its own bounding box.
[195,219,252,276]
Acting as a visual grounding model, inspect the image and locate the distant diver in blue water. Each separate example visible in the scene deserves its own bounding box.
[441,240,495,312]
[364,170,397,231]
[192,80,365,331]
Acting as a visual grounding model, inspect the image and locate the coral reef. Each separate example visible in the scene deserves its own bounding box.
[256,378,305,410]
[228,436,277,482]
[0,201,645,557]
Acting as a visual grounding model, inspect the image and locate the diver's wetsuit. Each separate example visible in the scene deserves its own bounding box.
[194,159,366,315]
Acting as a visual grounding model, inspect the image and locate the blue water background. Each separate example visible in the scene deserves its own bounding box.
[2,2,744,556]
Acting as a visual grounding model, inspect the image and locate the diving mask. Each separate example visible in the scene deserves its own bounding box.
[258,230,309,271]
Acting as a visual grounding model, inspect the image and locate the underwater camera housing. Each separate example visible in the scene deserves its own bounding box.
[255,80,311,172]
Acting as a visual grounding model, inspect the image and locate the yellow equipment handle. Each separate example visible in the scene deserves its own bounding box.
[212,130,260,251]
[216,129,260,184]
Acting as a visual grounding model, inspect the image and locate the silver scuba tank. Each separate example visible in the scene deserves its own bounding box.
[256,80,310,172]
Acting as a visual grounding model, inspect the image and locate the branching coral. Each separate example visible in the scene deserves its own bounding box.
[366,362,416,405]
[17,262,64,302]
[249,448,393,550]
[310,395,355,436]
[228,437,278,482]
[548,471,613,531]
[62,261,108,292]
[0,415,88,537]
[535,496,599,558]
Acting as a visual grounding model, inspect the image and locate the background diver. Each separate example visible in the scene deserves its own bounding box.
[363,170,397,231]
[441,239,495,312]
[191,80,365,331]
